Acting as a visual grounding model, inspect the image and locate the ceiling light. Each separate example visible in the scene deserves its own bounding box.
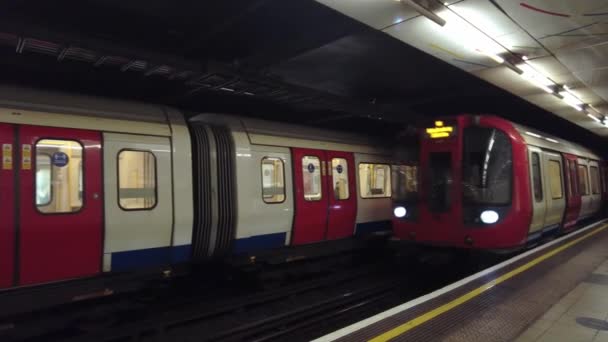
[474,48,504,64]
[587,113,601,123]
[545,138,559,143]
[516,63,555,93]
[525,131,541,138]
[559,91,584,111]
[401,0,446,26]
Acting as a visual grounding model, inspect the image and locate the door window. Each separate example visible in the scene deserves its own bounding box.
[548,160,563,199]
[578,165,589,195]
[331,158,349,200]
[590,166,600,194]
[570,161,578,196]
[302,156,322,201]
[428,153,451,212]
[261,157,286,203]
[35,139,83,213]
[359,163,391,198]
[531,153,542,202]
[118,150,157,210]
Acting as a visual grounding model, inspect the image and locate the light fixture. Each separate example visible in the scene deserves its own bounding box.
[400,0,446,27]
[394,206,407,218]
[480,210,499,224]
[517,63,555,93]
[587,113,601,123]
[559,91,584,111]
[525,131,542,138]
[474,48,504,64]
[545,137,559,144]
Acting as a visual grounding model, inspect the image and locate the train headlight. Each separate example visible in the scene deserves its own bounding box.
[394,206,407,218]
[480,210,499,224]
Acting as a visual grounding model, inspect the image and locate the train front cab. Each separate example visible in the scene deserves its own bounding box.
[392,115,532,249]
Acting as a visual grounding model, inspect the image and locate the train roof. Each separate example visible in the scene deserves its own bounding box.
[190,113,393,155]
[512,122,600,160]
[0,84,172,136]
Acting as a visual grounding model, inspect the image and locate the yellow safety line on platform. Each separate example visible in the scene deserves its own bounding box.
[369,224,608,342]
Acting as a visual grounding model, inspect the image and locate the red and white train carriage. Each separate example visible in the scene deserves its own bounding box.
[0,85,405,297]
[392,114,608,250]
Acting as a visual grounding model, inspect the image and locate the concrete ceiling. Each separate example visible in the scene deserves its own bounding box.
[316,0,608,136]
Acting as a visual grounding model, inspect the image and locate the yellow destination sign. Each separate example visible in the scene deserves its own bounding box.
[425,120,454,139]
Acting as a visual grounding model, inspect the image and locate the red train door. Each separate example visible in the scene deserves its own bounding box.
[325,151,357,240]
[292,148,328,244]
[0,124,15,288]
[562,154,581,231]
[18,125,103,285]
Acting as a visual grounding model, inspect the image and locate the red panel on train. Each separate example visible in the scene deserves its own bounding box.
[292,148,329,244]
[0,124,15,288]
[18,125,103,285]
[325,150,357,240]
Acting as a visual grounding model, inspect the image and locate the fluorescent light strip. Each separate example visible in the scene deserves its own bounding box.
[525,131,542,138]
[559,91,584,111]
[517,63,555,93]
[474,48,504,64]
[545,137,559,143]
[587,113,601,123]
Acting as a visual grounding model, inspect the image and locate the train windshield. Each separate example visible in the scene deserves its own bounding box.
[462,127,512,205]
[392,165,418,202]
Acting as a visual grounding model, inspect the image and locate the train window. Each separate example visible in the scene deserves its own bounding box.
[331,158,349,200]
[578,165,589,195]
[302,156,322,201]
[429,153,451,212]
[391,165,418,201]
[35,139,83,214]
[462,127,512,205]
[118,150,157,210]
[391,165,418,202]
[570,161,578,196]
[590,166,600,194]
[531,153,542,202]
[359,163,391,198]
[548,161,563,199]
[36,154,52,206]
[261,157,286,203]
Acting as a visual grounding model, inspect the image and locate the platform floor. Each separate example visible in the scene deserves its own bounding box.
[515,259,608,342]
[315,220,608,342]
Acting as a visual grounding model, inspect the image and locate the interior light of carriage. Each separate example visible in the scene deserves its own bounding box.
[525,131,541,138]
[394,206,407,218]
[480,210,499,224]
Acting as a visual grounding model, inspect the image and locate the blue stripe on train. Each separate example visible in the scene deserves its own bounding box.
[233,232,286,254]
[355,220,392,235]
[111,244,191,272]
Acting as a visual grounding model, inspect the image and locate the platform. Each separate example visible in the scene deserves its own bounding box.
[314,220,608,342]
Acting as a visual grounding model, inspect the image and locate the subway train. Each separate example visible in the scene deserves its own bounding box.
[391,115,608,251]
[0,85,405,291]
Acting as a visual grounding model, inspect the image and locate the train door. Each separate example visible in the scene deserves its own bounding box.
[19,125,103,285]
[577,159,592,219]
[562,154,581,230]
[325,151,357,240]
[0,124,15,288]
[102,133,173,271]
[541,152,566,232]
[528,147,546,233]
[588,160,602,214]
[292,148,328,244]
